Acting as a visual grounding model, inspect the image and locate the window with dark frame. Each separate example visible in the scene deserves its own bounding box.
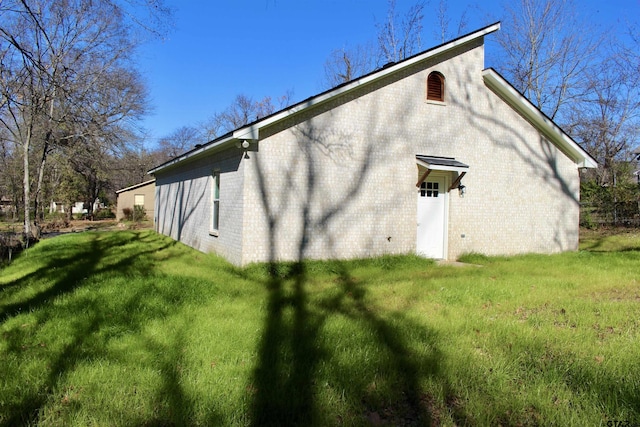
[427,72,445,102]
[420,181,439,197]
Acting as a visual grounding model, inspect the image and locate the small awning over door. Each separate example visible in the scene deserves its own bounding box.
[416,155,469,172]
[416,155,469,190]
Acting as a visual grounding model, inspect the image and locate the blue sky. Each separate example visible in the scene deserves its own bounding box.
[137,0,638,147]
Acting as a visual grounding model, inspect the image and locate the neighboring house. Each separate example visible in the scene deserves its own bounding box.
[50,200,104,215]
[115,179,156,221]
[0,197,15,216]
[149,23,596,266]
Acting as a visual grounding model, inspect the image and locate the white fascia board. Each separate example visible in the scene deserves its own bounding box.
[232,23,502,142]
[233,126,259,141]
[416,159,469,172]
[482,69,597,169]
[116,179,156,194]
[154,23,502,174]
[148,135,235,174]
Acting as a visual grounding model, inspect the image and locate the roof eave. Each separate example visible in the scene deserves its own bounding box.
[148,134,236,175]
[152,23,502,174]
[233,23,501,141]
[482,69,597,169]
[416,158,469,172]
[115,178,156,194]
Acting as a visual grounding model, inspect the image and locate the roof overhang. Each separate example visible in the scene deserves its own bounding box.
[482,69,597,169]
[148,132,235,174]
[115,179,156,194]
[416,155,469,190]
[150,23,501,175]
[416,155,469,172]
[231,22,501,142]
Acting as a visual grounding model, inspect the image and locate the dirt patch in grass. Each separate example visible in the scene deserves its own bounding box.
[588,287,640,302]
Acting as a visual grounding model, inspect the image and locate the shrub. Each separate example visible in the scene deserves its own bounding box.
[122,207,132,221]
[122,206,146,222]
[133,205,146,222]
[41,218,70,232]
[94,208,116,220]
[45,211,67,221]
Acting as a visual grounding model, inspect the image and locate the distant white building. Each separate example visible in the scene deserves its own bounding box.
[50,200,103,215]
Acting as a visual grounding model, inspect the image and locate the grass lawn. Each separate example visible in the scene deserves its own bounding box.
[0,229,638,426]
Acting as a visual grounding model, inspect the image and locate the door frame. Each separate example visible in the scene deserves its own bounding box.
[416,170,450,259]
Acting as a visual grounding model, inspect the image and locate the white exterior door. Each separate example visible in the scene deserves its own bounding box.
[416,176,446,259]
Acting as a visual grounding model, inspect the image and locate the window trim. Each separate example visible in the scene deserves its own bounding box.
[210,171,220,236]
[133,194,145,206]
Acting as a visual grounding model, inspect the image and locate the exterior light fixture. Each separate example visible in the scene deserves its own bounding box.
[236,139,253,159]
[236,140,251,149]
[458,184,466,197]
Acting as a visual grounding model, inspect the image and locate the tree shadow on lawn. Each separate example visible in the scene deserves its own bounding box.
[0,231,171,322]
[0,231,221,426]
[240,108,469,424]
[243,259,458,426]
[581,241,640,253]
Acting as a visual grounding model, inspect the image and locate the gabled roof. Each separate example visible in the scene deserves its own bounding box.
[150,22,501,174]
[116,179,156,194]
[150,21,596,174]
[482,69,597,168]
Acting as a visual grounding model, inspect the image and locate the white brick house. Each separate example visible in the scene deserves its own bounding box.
[150,23,596,266]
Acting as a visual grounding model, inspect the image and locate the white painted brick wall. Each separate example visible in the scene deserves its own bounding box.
[155,38,581,265]
[241,38,579,264]
[155,148,245,265]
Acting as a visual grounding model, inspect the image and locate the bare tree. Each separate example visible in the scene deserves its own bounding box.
[568,57,640,186]
[0,131,21,219]
[71,66,148,218]
[495,0,601,121]
[322,43,378,88]
[157,125,203,159]
[202,92,293,140]
[322,0,427,89]
[569,26,640,186]
[108,143,160,194]
[434,0,468,43]
[0,0,167,237]
[376,0,426,64]
[148,92,295,169]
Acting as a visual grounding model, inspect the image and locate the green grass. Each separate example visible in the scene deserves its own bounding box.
[1,230,639,426]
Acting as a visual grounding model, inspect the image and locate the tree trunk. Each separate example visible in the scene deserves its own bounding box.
[22,126,32,241]
[34,97,56,233]
[33,138,49,236]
